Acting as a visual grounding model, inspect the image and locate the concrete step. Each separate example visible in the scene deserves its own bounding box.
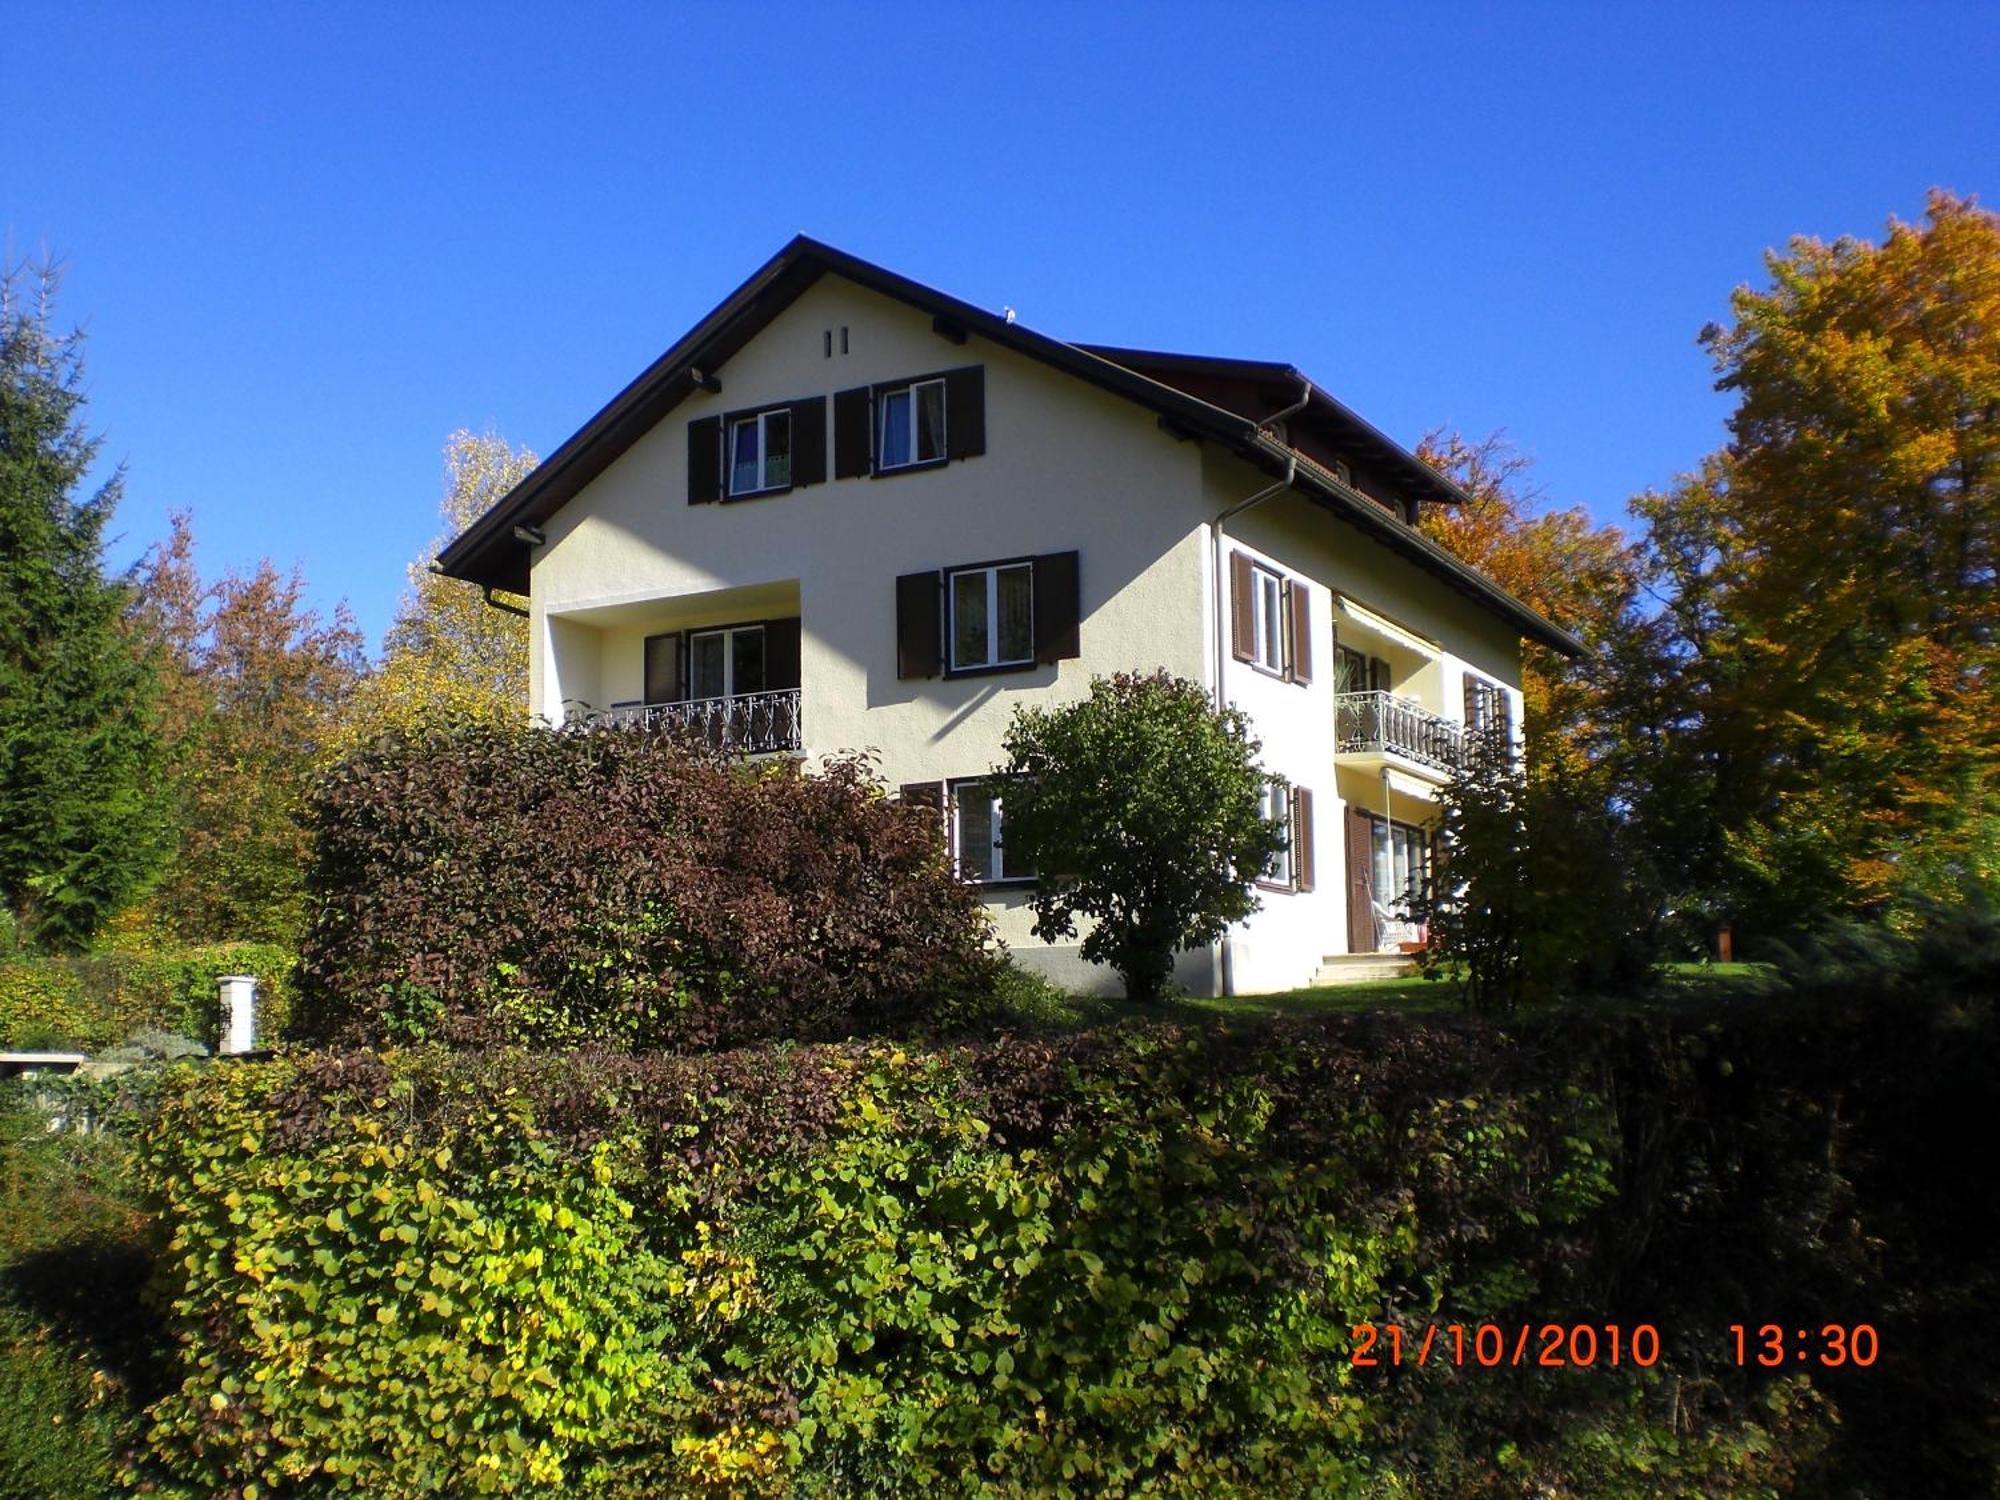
[1311,952,1419,986]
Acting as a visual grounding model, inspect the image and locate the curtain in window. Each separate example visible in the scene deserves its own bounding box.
[763,412,791,488]
[879,390,912,468]
[916,382,945,462]
[730,420,760,495]
[952,571,988,668]
[996,566,1033,662]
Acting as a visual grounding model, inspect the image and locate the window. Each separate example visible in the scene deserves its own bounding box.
[1250,564,1285,675]
[1370,817,1429,915]
[877,378,946,470]
[728,409,792,496]
[686,625,766,699]
[1337,645,1392,695]
[1229,551,1311,684]
[898,552,1077,680]
[1259,781,1293,887]
[948,563,1034,671]
[1464,675,1515,751]
[951,780,1032,883]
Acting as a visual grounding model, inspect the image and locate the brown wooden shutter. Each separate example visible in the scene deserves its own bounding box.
[833,386,871,478]
[1285,579,1312,685]
[687,416,722,503]
[1346,806,1376,953]
[790,396,827,487]
[1032,550,1081,663]
[1462,672,1481,732]
[1293,785,1315,891]
[1229,551,1255,662]
[643,632,684,704]
[896,570,942,679]
[1497,687,1515,752]
[764,617,802,692]
[944,366,985,459]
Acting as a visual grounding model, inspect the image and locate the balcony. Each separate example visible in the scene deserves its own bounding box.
[1335,690,1461,774]
[593,688,803,754]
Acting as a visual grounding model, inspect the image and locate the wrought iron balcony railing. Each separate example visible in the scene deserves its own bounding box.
[1335,690,1462,772]
[594,688,803,754]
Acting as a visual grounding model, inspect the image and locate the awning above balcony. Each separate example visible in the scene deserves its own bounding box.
[1333,594,1440,658]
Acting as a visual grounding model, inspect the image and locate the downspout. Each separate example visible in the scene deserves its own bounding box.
[1210,376,1311,713]
[1209,377,1311,997]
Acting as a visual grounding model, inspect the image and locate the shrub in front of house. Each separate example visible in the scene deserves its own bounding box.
[296,723,999,1050]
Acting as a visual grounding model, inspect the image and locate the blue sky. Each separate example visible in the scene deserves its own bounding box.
[5,3,1994,648]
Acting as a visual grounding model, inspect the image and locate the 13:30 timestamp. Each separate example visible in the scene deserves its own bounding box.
[1731,1324,1879,1368]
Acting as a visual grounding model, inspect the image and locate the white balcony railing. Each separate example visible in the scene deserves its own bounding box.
[1335,690,1462,772]
[593,688,802,754]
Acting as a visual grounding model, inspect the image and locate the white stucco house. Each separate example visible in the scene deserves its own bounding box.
[437,238,1580,996]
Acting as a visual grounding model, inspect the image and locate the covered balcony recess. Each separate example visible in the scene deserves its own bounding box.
[542,580,803,754]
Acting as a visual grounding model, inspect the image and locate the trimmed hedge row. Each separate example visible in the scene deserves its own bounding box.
[0,940,295,1051]
[133,1008,1950,1498]
[298,724,999,1051]
[135,1022,1608,1496]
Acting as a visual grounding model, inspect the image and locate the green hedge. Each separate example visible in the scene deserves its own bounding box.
[129,1018,1886,1498]
[0,941,295,1051]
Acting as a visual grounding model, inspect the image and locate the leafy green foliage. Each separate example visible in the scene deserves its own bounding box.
[0,1071,167,1495]
[298,722,998,1049]
[0,939,295,1050]
[0,260,168,951]
[1414,729,1655,1013]
[997,671,1283,1002]
[139,1025,1609,1496]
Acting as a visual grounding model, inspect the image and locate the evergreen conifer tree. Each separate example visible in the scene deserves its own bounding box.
[0,262,165,948]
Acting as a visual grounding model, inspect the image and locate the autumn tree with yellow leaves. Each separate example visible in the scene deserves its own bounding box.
[332,430,537,753]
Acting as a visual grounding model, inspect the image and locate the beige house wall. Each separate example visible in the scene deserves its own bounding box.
[523,271,1527,996]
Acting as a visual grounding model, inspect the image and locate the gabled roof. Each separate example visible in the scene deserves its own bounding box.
[436,235,1581,656]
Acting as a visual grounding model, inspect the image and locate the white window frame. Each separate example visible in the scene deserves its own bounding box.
[947,562,1034,673]
[686,624,765,701]
[727,408,792,497]
[949,778,1031,884]
[877,378,947,471]
[1257,780,1293,888]
[1250,563,1286,676]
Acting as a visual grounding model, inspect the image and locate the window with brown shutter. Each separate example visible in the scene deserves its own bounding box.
[833,385,871,478]
[687,416,722,504]
[1229,551,1255,662]
[868,365,986,476]
[1284,580,1312,686]
[896,571,943,679]
[764,617,802,692]
[1292,785,1315,891]
[943,366,985,459]
[1032,551,1080,663]
[789,396,827,487]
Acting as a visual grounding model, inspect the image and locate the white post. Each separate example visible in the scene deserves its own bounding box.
[218,975,258,1055]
